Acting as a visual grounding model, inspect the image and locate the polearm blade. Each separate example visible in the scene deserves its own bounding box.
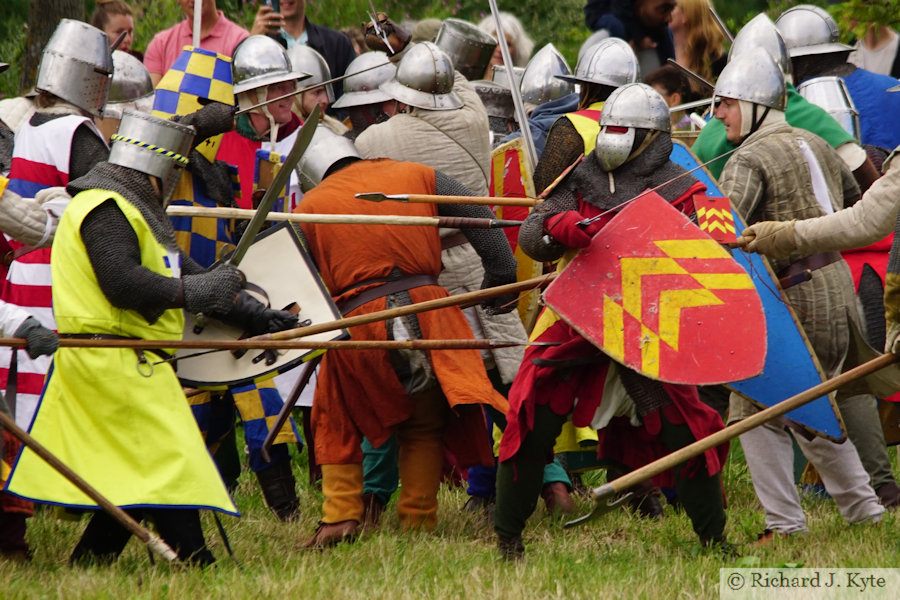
[355,192,540,206]
[708,3,734,43]
[367,0,394,53]
[167,205,523,228]
[565,352,900,528]
[665,59,714,91]
[488,0,537,170]
[227,104,320,266]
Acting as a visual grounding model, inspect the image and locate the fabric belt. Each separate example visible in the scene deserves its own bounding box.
[58,333,173,361]
[440,231,470,251]
[776,251,843,289]
[336,274,438,316]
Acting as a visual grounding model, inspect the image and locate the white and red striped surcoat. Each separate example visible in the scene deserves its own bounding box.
[0,114,104,428]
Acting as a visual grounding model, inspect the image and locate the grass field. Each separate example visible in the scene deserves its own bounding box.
[4,435,899,599]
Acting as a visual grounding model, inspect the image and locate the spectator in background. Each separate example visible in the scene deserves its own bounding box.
[669,0,726,96]
[92,0,142,60]
[144,0,248,86]
[644,63,697,130]
[258,0,355,109]
[477,13,535,80]
[341,24,368,56]
[583,0,677,73]
[849,24,900,78]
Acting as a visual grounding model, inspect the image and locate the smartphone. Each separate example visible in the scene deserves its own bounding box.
[266,0,280,12]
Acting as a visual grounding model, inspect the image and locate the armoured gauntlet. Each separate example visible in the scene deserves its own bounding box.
[182,264,243,316]
[14,317,59,359]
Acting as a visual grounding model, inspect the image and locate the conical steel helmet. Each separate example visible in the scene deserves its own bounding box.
[286,45,335,103]
[715,48,787,111]
[520,44,574,105]
[729,14,791,80]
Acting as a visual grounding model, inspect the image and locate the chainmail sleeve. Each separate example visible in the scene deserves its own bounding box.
[69,123,110,181]
[517,185,580,263]
[81,199,183,324]
[434,170,517,286]
[533,119,584,195]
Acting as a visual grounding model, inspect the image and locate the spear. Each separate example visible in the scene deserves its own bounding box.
[0,407,179,563]
[0,338,522,352]
[166,205,524,228]
[355,192,541,207]
[565,352,900,527]
[251,273,558,343]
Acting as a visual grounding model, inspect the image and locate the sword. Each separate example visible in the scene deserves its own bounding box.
[488,0,538,171]
[228,104,320,266]
[565,352,900,527]
[367,0,394,54]
[355,192,540,206]
[577,147,738,227]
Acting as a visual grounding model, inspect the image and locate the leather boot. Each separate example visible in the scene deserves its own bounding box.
[540,482,575,515]
[299,520,360,549]
[361,492,385,530]
[624,480,665,519]
[497,534,525,561]
[875,481,900,510]
[255,460,300,522]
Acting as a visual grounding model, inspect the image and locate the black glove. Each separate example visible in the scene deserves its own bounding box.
[182,264,243,315]
[177,102,235,148]
[14,317,58,359]
[225,291,299,336]
[479,272,518,316]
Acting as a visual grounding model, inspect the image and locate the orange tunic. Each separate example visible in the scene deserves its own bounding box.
[296,159,507,466]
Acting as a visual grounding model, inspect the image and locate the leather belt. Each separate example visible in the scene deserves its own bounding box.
[336,274,438,316]
[440,231,469,250]
[776,251,843,289]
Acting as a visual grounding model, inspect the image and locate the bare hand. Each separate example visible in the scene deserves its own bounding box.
[250,6,284,36]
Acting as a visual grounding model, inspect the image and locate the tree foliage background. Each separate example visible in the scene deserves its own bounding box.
[2,1,895,100]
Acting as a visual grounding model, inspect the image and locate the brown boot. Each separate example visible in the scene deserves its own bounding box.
[497,534,525,561]
[361,493,385,530]
[876,481,900,510]
[298,520,360,549]
[540,482,575,515]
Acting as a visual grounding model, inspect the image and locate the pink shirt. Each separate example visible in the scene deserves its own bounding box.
[144,11,248,75]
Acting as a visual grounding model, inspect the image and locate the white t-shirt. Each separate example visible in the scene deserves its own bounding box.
[849,29,899,76]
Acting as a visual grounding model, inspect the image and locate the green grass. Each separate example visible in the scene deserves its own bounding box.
[4,437,900,599]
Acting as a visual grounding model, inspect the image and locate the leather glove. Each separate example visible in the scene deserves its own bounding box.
[479,272,517,316]
[363,12,411,57]
[544,211,602,249]
[741,220,797,259]
[14,317,58,359]
[225,291,299,336]
[177,102,235,148]
[182,264,243,316]
[886,320,900,354]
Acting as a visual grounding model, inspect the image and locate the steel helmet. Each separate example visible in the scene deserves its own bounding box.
[296,125,361,192]
[729,14,792,81]
[286,45,335,103]
[775,5,852,58]
[104,50,155,120]
[36,19,113,117]
[108,110,195,203]
[715,47,787,111]
[557,37,639,88]
[434,18,497,81]
[232,35,305,96]
[331,51,396,109]
[595,83,669,172]
[379,42,463,111]
[520,44,574,105]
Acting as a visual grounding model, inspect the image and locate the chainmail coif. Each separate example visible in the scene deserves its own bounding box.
[520,132,700,262]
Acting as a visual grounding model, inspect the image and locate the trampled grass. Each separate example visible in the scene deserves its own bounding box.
[3,439,900,599]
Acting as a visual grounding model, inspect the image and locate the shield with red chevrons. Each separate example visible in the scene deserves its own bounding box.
[544,192,766,385]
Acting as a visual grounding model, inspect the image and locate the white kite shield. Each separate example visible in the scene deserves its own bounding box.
[175,222,347,389]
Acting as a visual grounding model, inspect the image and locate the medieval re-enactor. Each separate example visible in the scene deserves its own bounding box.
[5,108,297,566]
[293,126,518,548]
[494,83,731,560]
[714,49,884,542]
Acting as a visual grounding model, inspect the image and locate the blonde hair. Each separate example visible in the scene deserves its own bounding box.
[476,13,535,67]
[678,0,725,84]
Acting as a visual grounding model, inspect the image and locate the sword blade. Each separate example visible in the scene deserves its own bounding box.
[227,104,320,266]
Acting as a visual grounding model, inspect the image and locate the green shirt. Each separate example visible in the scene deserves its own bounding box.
[692,84,856,179]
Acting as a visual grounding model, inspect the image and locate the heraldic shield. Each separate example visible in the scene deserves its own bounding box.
[544,192,766,385]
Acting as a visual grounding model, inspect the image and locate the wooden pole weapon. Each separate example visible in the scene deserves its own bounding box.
[354,192,540,207]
